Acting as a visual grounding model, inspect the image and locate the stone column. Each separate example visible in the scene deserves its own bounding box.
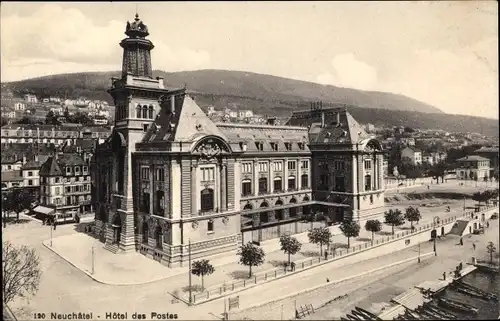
[220,164,227,212]
[191,164,197,215]
[284,158,289,191]
[253,160,259,196]
[268,161,273,193]
[149,166,154,214]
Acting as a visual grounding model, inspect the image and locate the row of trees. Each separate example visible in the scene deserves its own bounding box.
[187,206,422,287]
[472,189,499,207]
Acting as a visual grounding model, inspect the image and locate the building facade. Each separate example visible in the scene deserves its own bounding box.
[37,153,93,222]
[456,155,490,180]
[92,14,384,267]
[1,124,111,145]
[401,146,422,166]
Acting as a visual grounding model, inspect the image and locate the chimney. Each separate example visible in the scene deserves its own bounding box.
[22,156,26,164]
[156,76,164,89]
[320,112,325,128]
[170,95,175,114]
[34,154,39,162]
[74,138,77,145]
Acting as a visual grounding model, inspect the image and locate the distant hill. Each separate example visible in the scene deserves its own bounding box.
[3,69,498,136]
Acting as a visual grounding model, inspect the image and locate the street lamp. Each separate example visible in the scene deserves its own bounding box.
[418,242,421,263]
[433,216,440,256]
[188,238,193,305]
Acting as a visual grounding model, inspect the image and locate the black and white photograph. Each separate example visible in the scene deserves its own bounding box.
[1,2,498,320]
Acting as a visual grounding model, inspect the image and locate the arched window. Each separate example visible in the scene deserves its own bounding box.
[301,174,309,189]
[201,188,214,212]
[290,197,297,204]
[258,177,268,194]
[241,179,252,196]
[243,203,253,210]
[142,106,148,119]
[260,201,269,208]
[288,175,296,191]
[155,226,162,249]
[142,222,148,243]
[303,195,310,202]
[273,176,282,192]
[155,190,165,215]
[364,175,372,191]
[275,199,283,206]
[148,105,154,119]
[136,105,142,118]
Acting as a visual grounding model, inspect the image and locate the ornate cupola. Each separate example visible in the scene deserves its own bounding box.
[120,13,154,79]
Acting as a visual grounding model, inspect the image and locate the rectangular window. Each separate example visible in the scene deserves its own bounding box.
[320,174,329,189]
[28,179,33,186]
[272,161,283,171]
[288,177,296,190]
[334,161,345,170]
[28,171,33,176]
[242,163,252,173]
[255,142,264,151]
[155,168,165,181]
[141,166,150,180]
[55,177,60,183]
[335,176,345,192]
[143,124,149,132]
[301,160,309,169]
[258,162,268,173]
[364,160,371,170]
[83,166,88,173]
[287,161,296,170]
[66,167,71,174]
[75,166,80,175]
[270,142,278,151]
[201,167,215,181]
[284,142,292,151]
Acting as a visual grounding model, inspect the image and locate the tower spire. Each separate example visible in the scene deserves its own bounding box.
[120,13,153,78]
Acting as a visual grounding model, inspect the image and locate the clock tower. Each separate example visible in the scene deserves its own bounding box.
[98,14,182,252]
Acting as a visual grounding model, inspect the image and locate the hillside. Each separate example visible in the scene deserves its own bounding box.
[3,70,499,136]
[5,69,442,113]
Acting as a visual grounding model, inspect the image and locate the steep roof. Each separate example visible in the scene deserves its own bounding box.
[21,155,50,170]
[61,138,97,153]
[288,108,373,145]
[217,123,309,153]
[142,94,228,144]
[456,155,490,162]
[39,153,86,176]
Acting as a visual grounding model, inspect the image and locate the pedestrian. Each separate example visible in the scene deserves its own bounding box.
[427,185,430,190]
[291,262,295,271]
[487,221,490,228]
[473,242,476,250]
[324,250,328,260]
[460,238,463,246]
[326,278,330,283]
[53,221,57,230]
[443,272,446,280]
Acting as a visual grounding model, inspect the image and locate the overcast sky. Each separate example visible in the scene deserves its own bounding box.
[1,1,498,119]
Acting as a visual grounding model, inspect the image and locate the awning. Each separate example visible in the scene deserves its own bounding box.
[32,206,55,215]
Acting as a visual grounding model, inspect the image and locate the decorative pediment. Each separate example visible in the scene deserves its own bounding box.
[192,136,231,160]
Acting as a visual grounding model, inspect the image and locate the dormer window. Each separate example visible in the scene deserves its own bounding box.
[298,142,305,150]
[255,142,264,151]
[66,167,72,174]
[270,142,278,151]
[284,142,292,151]
[239,142,248,152]
[74,166,80,175]
[83,166,88,173]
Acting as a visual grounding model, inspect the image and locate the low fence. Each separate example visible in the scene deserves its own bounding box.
[189,215,459,304]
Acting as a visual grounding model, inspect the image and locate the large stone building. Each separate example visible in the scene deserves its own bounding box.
[93,14,384,267]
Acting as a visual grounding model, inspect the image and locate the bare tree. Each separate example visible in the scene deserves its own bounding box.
[2,241,42,304]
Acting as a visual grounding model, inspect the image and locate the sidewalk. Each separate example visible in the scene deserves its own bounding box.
[42,195,495,287]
